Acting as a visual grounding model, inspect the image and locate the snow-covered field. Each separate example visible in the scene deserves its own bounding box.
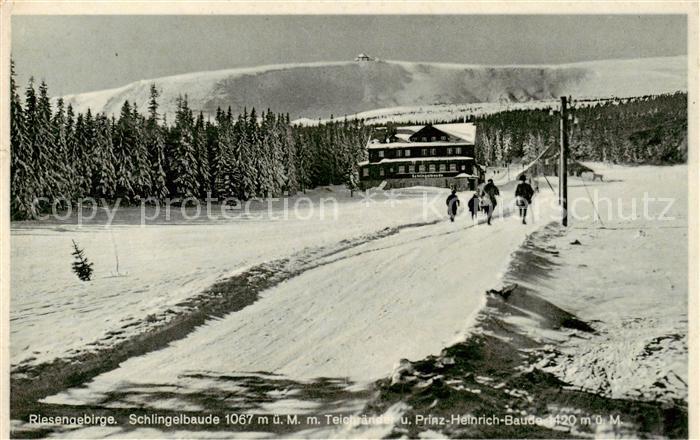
[10,187,465,368]
[40,191,558,407]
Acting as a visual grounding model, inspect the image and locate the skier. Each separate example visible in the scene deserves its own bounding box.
[467,193,479,220]
[480,178,500,225]
[446,188,460,222]
[515,174,535,225]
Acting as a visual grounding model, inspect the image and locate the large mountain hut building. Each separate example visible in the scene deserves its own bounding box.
[358,123,485,190]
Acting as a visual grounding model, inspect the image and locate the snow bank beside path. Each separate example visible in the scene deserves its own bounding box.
[524,164,688,402]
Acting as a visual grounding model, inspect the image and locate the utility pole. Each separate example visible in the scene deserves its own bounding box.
[559,96,568,227]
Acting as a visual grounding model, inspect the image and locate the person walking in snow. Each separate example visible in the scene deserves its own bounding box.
[446,189,460,222]
[515,174,535,225]
[467,193,479,220]
[480,179,500,225]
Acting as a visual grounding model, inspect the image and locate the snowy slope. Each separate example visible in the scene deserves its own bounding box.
[293,100,560,126]
[58,56,687,120]
[530,164,688,402]
[41,190,559,414]
[11,165,688,439]
[10,188,453,368]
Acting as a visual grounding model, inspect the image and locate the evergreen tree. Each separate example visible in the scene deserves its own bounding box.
[233,109,257,200]
[36,81,62,199]
[113,101,137,200]
[193,112,210,197]
[21,78,52,214]
[205,117,219,197]
[51,98,71,203]
[10,61,36,219]
[213,108,236,198]
[71,240,94,281]
[146,84,169,201]
[130,105,152,199]
[93,114,117,199]
[280,114,299,195]
[170,96,199,199]
[247,108,264,195]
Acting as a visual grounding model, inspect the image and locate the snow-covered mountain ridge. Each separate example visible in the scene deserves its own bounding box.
[59,56,687,121]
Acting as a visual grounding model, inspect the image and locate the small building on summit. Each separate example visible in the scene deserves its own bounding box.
[355,53,374,62]
[358,123,485,191]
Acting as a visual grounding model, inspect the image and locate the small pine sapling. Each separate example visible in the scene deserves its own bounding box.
[71,239,94,281]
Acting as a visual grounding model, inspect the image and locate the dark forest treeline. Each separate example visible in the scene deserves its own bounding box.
[470,93,687,166]
[10,62,370,220]
[393,93,687,167]
[10,59,687,221]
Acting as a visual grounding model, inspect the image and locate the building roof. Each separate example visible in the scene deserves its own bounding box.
[362,156,474,164]
[434,123,476,143]
[367,123,476,149]
[369,141,473,150]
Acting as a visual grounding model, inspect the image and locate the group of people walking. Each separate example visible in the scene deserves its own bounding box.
[446,174,535,225]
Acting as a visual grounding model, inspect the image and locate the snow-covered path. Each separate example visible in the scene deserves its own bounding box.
[44,191,558,411]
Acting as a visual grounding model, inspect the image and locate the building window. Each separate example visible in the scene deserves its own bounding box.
[439,164,446,172]
[405,149,411,157]
[396,149,402,157]
[441,136,447,141]
[461,165,466,170]
[419,164,426,172]
[429,164,437,172]
[399,165,406,174]
[378,150,384,158]
[447,147,453,155]
[430,148,436,156]
[414,164,420,172]
[431,136,436,141]
[422,137,427,142]
[421,148,428,156]
[380,168,385,176]
[362,168,369,177]
[455,147,462,155]
[449,163,457,172]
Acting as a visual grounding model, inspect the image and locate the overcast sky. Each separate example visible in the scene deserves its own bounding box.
[12,15,687,96]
